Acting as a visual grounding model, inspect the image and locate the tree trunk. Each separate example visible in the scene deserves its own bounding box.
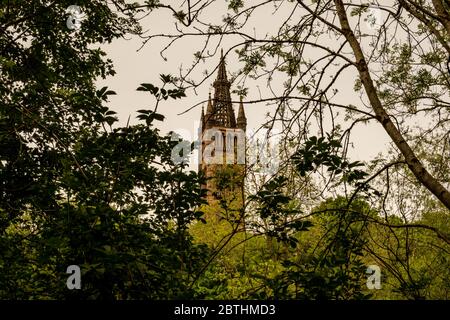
[333,0,450,210]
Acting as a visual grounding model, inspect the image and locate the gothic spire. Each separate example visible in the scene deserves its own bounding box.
[206,92,213,114]
[212,49,236,128]
[205,92,214,128]
[237,96,247,131]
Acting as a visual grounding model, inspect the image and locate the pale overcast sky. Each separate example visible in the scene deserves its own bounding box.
[96,2,392,170]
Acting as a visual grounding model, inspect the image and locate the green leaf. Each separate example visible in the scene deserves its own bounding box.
[137,83,159,95]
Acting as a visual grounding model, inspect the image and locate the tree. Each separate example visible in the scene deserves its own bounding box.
[129,4,450,298]
[0,1,208,299]
[131,0,450,210]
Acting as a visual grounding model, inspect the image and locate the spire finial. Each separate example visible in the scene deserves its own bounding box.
[216,49,228,82]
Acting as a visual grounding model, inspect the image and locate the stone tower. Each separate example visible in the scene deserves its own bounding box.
[198,50,247,206]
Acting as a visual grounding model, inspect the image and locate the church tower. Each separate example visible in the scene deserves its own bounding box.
[198,50,247,208]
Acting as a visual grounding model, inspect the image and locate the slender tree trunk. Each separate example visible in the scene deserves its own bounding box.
[333,0,450,210]
[431,0,450,34]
